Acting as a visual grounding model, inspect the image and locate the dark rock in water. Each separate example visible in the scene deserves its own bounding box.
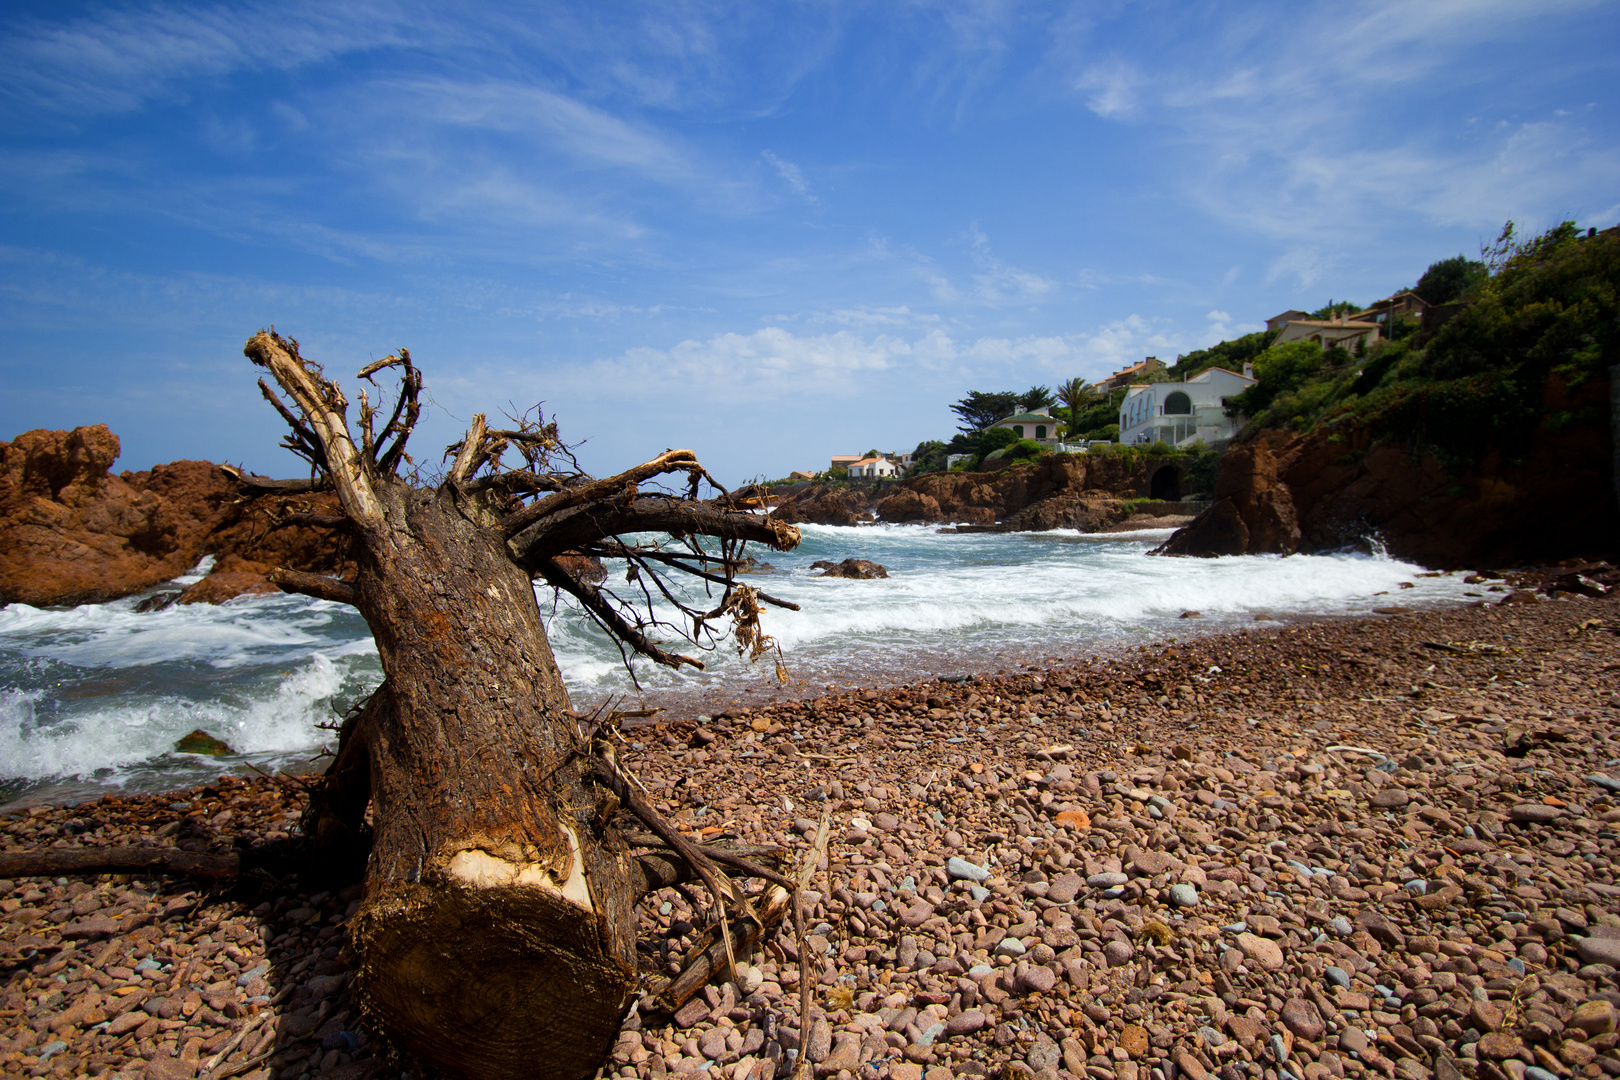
[136,591,181,613]
[814,558,889,579]
[175,729,233,756]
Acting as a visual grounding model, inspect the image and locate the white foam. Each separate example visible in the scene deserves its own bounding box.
[0,524,1476,791]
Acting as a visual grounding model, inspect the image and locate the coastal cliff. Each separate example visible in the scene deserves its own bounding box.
[0,425,346,607]
[1160,223,1620,568]
[773,451,1202,530]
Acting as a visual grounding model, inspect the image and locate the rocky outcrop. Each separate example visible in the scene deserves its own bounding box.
[773,452,1183,530]
[1157,372,1619,566]
[0,425,349,607]
[1154,442,1300,557]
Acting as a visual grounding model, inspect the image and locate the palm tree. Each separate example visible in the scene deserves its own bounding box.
[1056,376,1096,431]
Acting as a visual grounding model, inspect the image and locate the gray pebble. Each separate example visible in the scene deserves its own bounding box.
[968,885,990,903]
[1402,880,1428,895]
[1526,1068,1561,1080]
[1271,1034,1290,1064]
[1329,916,1353,936]
[947,857,989,882]
[1168,883,1199,907]
[994,936,1026,957]
[1325,966,1350,989]
[1087,872,1128,887]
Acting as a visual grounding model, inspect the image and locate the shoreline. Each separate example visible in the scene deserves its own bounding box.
[2,589,1618,1080]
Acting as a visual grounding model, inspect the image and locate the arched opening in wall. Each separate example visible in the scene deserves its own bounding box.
[1164,391,1192,415]
[1151,466,1181,502]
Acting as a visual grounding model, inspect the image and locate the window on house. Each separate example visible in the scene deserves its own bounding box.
[1014,425,1024,438]
[1036,425,1046,439]
[1164,392,1192,415]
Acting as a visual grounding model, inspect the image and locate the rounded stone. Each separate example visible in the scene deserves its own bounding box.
[1168,883,1199,907]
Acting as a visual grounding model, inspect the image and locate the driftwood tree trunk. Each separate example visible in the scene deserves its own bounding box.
[240,331,801,1080]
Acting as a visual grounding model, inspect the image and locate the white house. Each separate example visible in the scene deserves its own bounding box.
[1118,366,1258,447]
[846,456,897,478]
[989,406,1060,444]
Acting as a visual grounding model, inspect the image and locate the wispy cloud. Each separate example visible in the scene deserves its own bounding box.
[762,150,819,206]
[1075,59,1140,119]
[0,2,428,119]
[967,226,1053,304]
[1069,0,1620,242]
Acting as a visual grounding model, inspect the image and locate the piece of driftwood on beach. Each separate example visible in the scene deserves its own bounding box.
[226,330,805,1080]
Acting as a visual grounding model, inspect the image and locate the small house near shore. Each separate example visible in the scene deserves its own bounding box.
[845,456,897,478]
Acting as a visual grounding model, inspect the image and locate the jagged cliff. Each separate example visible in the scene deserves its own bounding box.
[1156,362,1618,567]
[0,425,346,607]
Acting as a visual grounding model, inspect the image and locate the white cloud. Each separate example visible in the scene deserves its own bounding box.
[1265,248,1332,289]
[543,316,1219,405]
[968,225,1054,304]
[1071,0,1618,243]
[1075,59,1140,119]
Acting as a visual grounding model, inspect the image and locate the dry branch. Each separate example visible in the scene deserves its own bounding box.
[244,331,384,529]
[501,449,703,538]
[219,466,328,494]
[267,569,358,606]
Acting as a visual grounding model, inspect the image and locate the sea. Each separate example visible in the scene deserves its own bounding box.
[0,524,1479,809]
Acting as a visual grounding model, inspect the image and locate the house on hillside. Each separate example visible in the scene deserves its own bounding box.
[829,455,861,473]
[1265,310,1310,331]
[846,456,897,478]
[1270,311,1380,352]
[988,406,1060,444]
[1093,356,1165,392]
[1118,366,1257,447]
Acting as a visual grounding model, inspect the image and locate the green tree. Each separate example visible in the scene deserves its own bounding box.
[906,439,950,476]
[1055,377,1096,428]
[1019,385,1056,412]
[1224,340,1325,419]
[1167,329,1278,381]
[1311,299,1362,320]
[1414,255,1487,306]
[950,390,1019,433]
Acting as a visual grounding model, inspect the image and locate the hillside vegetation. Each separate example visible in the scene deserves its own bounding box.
[1230,222,1617,470]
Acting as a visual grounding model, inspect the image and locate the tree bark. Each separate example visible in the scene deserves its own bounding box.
[240,330,801,1080]
[344,488,642,1080]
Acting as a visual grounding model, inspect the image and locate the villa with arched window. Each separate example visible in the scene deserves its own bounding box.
[1117,366,1258,447]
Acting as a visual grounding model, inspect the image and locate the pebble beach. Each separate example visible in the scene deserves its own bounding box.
[3,583,1619,1080]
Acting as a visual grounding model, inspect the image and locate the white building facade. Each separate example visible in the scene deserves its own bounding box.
[846,456,898,478]
[1118,366,1257,447]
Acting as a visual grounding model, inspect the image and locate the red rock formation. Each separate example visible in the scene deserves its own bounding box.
[1154,442,1300,557]
[774,451,1178,529]
[0,426,350,607]
[1158,372,1618,566]
[1282,374,1617,567]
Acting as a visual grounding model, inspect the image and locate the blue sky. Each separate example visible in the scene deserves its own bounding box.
[2,1,1617,483]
